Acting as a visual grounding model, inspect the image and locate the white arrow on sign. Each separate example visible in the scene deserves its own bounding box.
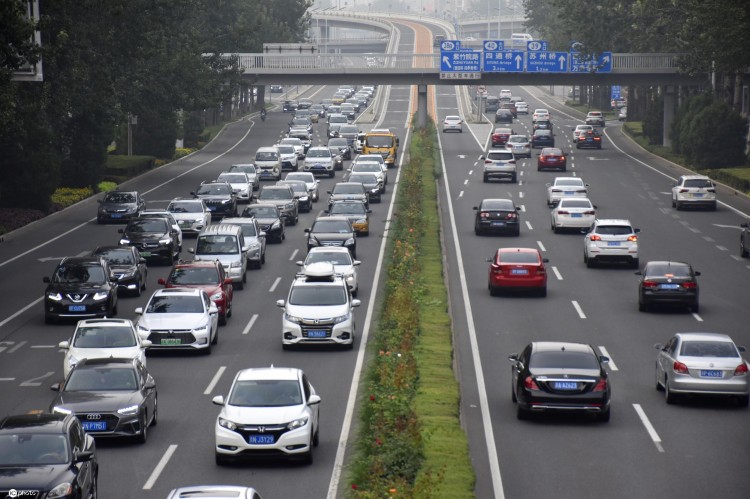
[558,54,567,69]
[514,54,523,69]
[442,56,452,69]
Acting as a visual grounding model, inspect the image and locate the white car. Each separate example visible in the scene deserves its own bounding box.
[285,171,319,201]
[229,164,258,191]
[499,89,512,100]
[297,246,361,296]
[573,124,594,142]
[350,161,386,191]
[505,135,531,158]
[168,486,263,499]
[481,149,517,183]
[533,109,550,122]
[278,137,305,159]
[135,288,219,353]
[354,154,387,173]
[671,175,717,210]
[546,177,590,206]
[276,263,360,349]
[167,197,211,235]
[585,111,606,127]
[59,318,151,378]
[274,144,300,172]
[515,101,529,114]
[551,197,596,233]
[583,219,640,268]
[254,146,282,181]
[217,172,253,203]
[303,146,335,177]
[442,115,463,132]
[213,367,320,465]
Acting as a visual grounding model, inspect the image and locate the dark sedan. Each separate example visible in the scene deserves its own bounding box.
[92,245,147,297]
[0,413,98,498]
[636,261,700,313]
[118,217,180,264]
[192,182,237,219]
[328,137,352,160]
[50,358,158,444]
[509,341,611,422]
[305,216,357,258]
[96,190,145,224]
[576,129,603,149]
[531,129,555,148]
[740,222,749,258]
[242,203,285,243]
[473,199,520,236]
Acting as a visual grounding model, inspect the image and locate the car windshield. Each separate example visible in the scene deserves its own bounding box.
[146,295,204,314]
[292,118,308,126]
[94,248,135,265]
[330,203,366,215]
[230,165,256,174]
[169,267,220,285]
[348,174,375,184]
[53,264,107,284]
[104,192,135,204]
[256,152,278,161]
[680,341,738,358]
[285,174,312,183]
[276,146,295,154]
[127,219,168,233]
[498,251,539,264]
[307,149,330,158]
[281,183,306,194]
[305,251,352,266]
[366,136,393,148]
[595,225,633,235]
[494,129,511,134]
[289,285,348,305]
[228,380,302,407]
[684,179,712,188]
[645,263,691,277]
[169,202,202,213]
[196,235,239,254]
[73,326,136,348]
[339,126,358,134]
[244,206,278,218]
[508,136,528,143]
[65,367,138,391]
[0,434,69,465]
[259,189,291,200]
[530,351,600,370]
[543,149,563,156]
[196,185,231,196]
[312,220,351,233]
[333,185,363,195]
[329,139,347,147]
[559,199,593,209]
[218,174,246,183]
[280,139,301,147]
[535,130,552,137]
[353,163,381,172]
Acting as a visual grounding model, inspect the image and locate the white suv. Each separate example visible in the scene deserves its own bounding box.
[583,219,640,268]
[213,367,321,465]
[482,149,517,183]
[303,146,335,178]
[276,263,360,349]
[671,175,717,210]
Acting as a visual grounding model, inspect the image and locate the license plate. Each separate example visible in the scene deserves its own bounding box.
[82,421,107,431]
[700,370,722,378]
[260,171,273,177]
[553,381,578,390]
[178,220,189,225]
[307,330,327,338]
[693,193,704,198]
[248,435,275,445]
[491,222,505,226]
[607,241,620,246]
[110,214,122,218]
[511,269,528,275]
[547,158,557,162]
[140,252,152,257]
[564,191,574,195]
[659,284,680,290]
[68,305,86,312]
[160,338,182,345]
[571,213,582,218]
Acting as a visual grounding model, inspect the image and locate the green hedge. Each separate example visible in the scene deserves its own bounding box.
[103,155,156,183]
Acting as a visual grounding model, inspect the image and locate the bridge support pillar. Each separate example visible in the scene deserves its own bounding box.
[416,84,428,129]
[662,85,676,147]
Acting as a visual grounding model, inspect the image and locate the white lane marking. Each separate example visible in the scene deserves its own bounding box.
[520,205,526,212]
[552,267,563,280]
[30,345,56,349]
[703,236,714,242]
[518,192,524,199]
[204,366,226,395]
[143,444,178,490]
[598,346,618,371]
[716,245,728,251]
[692,313,704,322]
[464,179,469,185]
[8,341,26,353]
[242,314,259,335]
[633,404,665,453]
[713,224,741,229]
[0,297,43,328]
[520,170,525,176]
[537,241,546,252]
[269,277,281,293]
[20,372,55,387]
[0,378,15,381]
[458,190,464,199]
[289,249,299,261]
[468,170,473,175]
[525,221,533,230]
[731,255,742,261]
[572,300,587,319]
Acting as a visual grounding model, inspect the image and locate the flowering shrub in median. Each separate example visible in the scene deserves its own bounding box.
[0,208,46,235]
[50,187,94,211]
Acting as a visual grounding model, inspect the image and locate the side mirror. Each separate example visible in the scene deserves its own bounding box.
[144,380,156,390]
[97,200,102,204]
[304,228,311,233]
[134,307,144,315]
[634,271,643,276]
[508,353,519,362]
[479,155,485,160]
[43,277,51,283]
[485,258,493,263]
[308,394,322,406]
[139,258,147,264]
[694,271,701,276]
[208,304,219,314]
[188,248,195,254]
[117,228,125,234]
[599,356,610,364]
[276,299,285,307]
[542,258,549,263]
[634,228,641,233]
[737,346,746,353]
[58,341,70,349]
[259,231,267,238]
[141,340,153,348]
[50,383,61,392]
[295,260,304,266]
[74,450,94,463]
[224,278,232,285]
[212,395,225,406]
[351,299,361,307]
[653,343,665,350]
[473,206,479,211]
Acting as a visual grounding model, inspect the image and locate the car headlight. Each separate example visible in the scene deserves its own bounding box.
[119,270,136,278]
[47,292,63,301]
[51,406,72,415]
[194,218,204,222]
[119,238,130,245]
[159,238,172,244]
[287,416,309,430]
[284,203,295,209]
[247,241,260,250]
[221,199,232,204]
[299,195,309,202]
[229,261,242,268]
[345,238,355,246]
[218,417,237,431]
[117,405,139,415]
[370,188,380,194]
[308,237,320,246]
[48,482,73,499]
[271,220,282,229]
[92,292,109,301]
[332,313,350,324]
[284,313,303,324]
[137,323,150,333]
[210,291,224,301]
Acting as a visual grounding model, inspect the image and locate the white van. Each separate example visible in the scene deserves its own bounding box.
[255,146,282,181]
[190,224,248,289]
[510,33,533,49]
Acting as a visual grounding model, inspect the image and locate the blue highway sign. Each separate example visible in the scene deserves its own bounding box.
[440,50,481,72]
[570,52,613,73]
[527,40,548,51]
[526,51,568,73]
[483,50,525,72]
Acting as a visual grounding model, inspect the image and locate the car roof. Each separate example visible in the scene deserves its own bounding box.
[0,413,70,433]
[167,485,260,499]
[531,341,595,354]
[594,218,632,226]
[315,215,353,223]
[151,287,204,296]
[680,174,710,180]
[308,246,350,254]
[75,357,138,368]
[480,198,515,209]
[59,256,105,266]
[497,247,539,254]
[674,332,736,343]
[76,318,134,327]
[221,217,257,225]
[487,148,513,153]
[236,366,300,382]
[173,260,221,269]
[553,176,583,183]
[246,203,279,210]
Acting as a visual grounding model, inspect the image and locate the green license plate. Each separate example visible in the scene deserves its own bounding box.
[160,338,181,345]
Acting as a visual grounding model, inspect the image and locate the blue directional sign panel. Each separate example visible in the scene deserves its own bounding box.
[527,40,548,52]
[570,52,613,73]
[483,40,504,52]
[483,50,525,72]
[526,51,569,73]
[611,85,621,100]
[440,50,481,73]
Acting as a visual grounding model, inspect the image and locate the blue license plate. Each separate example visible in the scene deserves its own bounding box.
[491,222,505,226]
[308,330,327,338]
[700,370,722,378]
[260,171,273,177]
[68,305,86,312]
[511,269,528,275]
[248,435,275,445]
[607,241,620,246]
[571,213,583,218]
[564,191,574,195]
[547,158,557,162]
[82,421,107,431]
[693,193,704,198]
[110,214,122,218]
[208,206,216,210]
[553,381,578,390]
[659,284,680,290]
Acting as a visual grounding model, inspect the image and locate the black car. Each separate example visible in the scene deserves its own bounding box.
[96,190,145,224]
[277,180,313,213]
[473,198,521,236]
[636,261,700,312]
[43,256,118,324]
[191,182,237,219]
[91,245,148,297]
[0,413,97,497]
[256,184,299,226]
[347,172,382,203]
[509,341,611,422]
[328,137,352,160]
[494,109,514,124]
[576,129,603,149]
[242,203,285,243]
[533,119,552,131]
[282,100,298,112]
[270,85,283,93]
[50,358,157,444]
[118,217,180,264]
[531,129,555,148]
[305,216,357,258]
[741,222,750,258]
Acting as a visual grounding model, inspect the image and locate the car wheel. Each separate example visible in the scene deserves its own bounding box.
[329,171,335,178]
[44,314,55,324]
[631,258,640,269]
[638,300,647,312]
[133,280,142,297]
[597,407,610,422]
[691,302,699,314]
[711,202,717,211]
[741,238,749,258]
[235,279,243,290]
[211,325,218,345]
[511,385,517,403]
[655,367,664,391]
[516,405,529,420]
[513,228,520,237]
[586,256,595,268]
[136,412,148,444]
[665,378,677,404]
[282,343,291,351]
[261,251,266,264]
[553,224,560,234]
[219,313,227,326]
[488,283,498,297]
[483,174,488,182]
[510,173,517,183]
[737,394,749,407]
[302,438,314,465]
[675,201,682,211]
[313,425,320,447]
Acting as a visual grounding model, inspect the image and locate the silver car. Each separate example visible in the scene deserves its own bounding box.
[221,217,267,269]
[229,164,259,191]
[505,135,531,158]
[217,172,253,203]
[297,246,360,296]
[167,198,211,235]
[655,332,749,407]
[285,171,320,202]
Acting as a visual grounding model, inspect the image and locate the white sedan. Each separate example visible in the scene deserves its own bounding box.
[442,115,463,132]
[551,197,596,233]
[297,246,361,296]
[505,135,531,158]
[533,109,550,122]
[217,171,253,203]
[573,124,593,142]
[546,177,590,206]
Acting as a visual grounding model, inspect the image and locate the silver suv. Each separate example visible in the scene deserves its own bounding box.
[257,184,299,226]
[481,149,517,183]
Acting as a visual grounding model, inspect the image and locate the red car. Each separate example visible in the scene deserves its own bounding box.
[158,260,233,325]
[491,127,514,147]
[537,147,567,171]
[487,247,548,296]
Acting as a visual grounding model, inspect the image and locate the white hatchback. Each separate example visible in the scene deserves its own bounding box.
[583,219,640,268]
[551,197,596,232]
[546,177,590,206]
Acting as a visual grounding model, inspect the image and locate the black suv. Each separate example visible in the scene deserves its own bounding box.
[92,245,148,296]
[191,182,237,219]
[305,215,357,258]
[43,256,118,323]
[242,203,285,243]
[118,217,180,264]
[0,413,98,497]
[96,190,145,224]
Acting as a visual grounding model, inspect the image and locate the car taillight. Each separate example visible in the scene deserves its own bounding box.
[627,235,638,242]
[673,361,689,374]
[540,155,547,161]
[592,378,608,392]
[535,266,546,275]
[584,210,596,215]
[679,188,689,193]
[734,363,748,376]
[590,235,602,241]
[524,376,539,390]
[560,156,566,161]
[681,281,697,289]
[557,210,569,215]
[506,212,517,220]
[491,264,502,274]
[480,212,490,218]
[641,280,658,288]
